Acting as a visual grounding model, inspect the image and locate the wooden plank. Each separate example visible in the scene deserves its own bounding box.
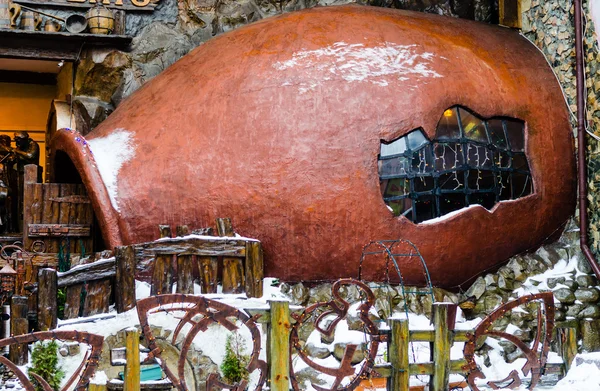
[558,327,577,372]
[245,241,263,298]
[269,300,290,391]
[374,359,469,378]
[176,254,194,294]
[57,258,116,287]
[28,224,91,237]
[431,303,451,391]
[158,225,171,239]
[388,317,409,391]
[9,296,28,365]
[42,183,60,253]
[198,256,217,294]
[63,284,83,319]
[82,279,111,316]
[22,165,40,251]
[89,383,107,391]
[60,184,77,254]
[216,218,234,237]
[37,268,57,331]
[222,258,244,294]
[151,255,172,295]
[409,329,471,342]
[124,328,141,391]
[132,237,247,258]
[115,245,136,313]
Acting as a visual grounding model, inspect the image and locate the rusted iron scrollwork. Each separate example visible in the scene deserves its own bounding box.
[0,330,103,391]
[289,279,385,391]
[136,294,267,391]
[463,292,555,390]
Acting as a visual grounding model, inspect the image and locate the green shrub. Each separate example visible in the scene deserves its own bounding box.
[28,340,65,391]
[220,332,249,384]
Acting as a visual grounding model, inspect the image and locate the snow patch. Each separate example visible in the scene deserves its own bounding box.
[88,129,136,212]
[273,42,442,92]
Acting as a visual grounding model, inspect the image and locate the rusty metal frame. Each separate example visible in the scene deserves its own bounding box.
[0,330,103,391]
[462,292,555,390]
[289,279,385,391]
[136,294,267,391]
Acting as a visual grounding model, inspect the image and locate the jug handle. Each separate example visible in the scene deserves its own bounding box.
[9,3,21,28]
[34,13,41,30]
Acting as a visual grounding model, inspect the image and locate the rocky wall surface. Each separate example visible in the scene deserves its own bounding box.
[281,218,600,371]
[522,0,600,259]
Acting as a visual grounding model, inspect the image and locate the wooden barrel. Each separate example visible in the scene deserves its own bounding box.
[86,5,114,34]
[19,10,41,30]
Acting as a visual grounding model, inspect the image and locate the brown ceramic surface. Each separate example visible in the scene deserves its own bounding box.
[51,5,576,287]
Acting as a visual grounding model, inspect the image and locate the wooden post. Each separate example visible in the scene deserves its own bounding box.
[113,9,126,35]
[22,164,40,248]
[124,328,140,391]
[269,301,290,391]
[152,225,173,295]
[558,327,578,372]
[245,241,263,298]
[176,254,194,294]
[89,383,107,391]
[216,218,234,237]
[175,225,189,237]
[431,303,452,391]
[222,258,244,294]
[37,268,57,331]
[151,254,173,295]
[82,280,112,316]
[198,257,218,293]
[388,317,409,391]
[115,245,136,313]
[9,296,28,365]
[158,225,172,239]
[63,284,83,319]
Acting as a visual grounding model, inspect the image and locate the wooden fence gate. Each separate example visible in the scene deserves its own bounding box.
[23,164,95,260]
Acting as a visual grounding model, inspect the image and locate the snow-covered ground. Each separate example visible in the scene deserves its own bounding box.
[3,273,599,391]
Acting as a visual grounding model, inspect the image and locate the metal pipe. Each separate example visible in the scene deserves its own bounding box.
[575,0,600,279]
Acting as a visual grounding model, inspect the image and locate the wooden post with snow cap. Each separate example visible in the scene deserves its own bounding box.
[430,303,454,391]
[124,328,140,391]
[269,300,290,391]
[387,316,410,391]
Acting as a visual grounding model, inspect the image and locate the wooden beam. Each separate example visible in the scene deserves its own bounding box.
[57,258,115,287]
[0,29,132,61]
[0,71,57,85]
[245,241,263,298]
[115,245,136,313]
[387,317,409,391]
[269,300,290,391]
[37,268,57,330]
[431,303,452,391]
[124,328,140,391]
[9,296,28,365]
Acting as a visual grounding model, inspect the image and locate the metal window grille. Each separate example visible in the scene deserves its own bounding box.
[379,106,533,223]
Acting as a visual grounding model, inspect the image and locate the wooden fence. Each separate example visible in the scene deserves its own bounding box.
[4,291,576,391]
[33,220,263,329]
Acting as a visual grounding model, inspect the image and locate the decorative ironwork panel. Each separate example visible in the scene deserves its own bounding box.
[289,279,385,391]
[463,292,555,390]
[137,294,267,391]
[0,330,103,391]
